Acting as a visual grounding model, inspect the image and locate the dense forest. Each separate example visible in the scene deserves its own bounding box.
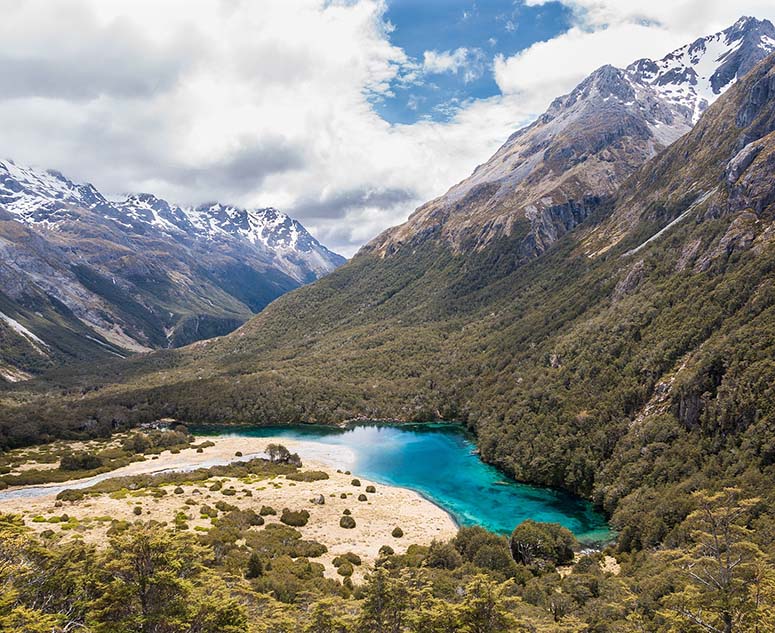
[2,456,774,632]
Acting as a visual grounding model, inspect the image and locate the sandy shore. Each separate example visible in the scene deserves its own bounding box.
[0,435,458,579]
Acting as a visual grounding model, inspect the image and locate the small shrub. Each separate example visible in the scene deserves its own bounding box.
[200,504,218,518]
[358,494,367,502]
[336,561,354,577]
[222,488,237,496]
[339,515,356,529]
[133,506,142,516]
[59,452,103,472]
[392,527,403,538]
[56,489,85,502]
[245,552,263,579]
[215,500,238,513]
[351,479,361,487]
[259,505,276,516]
[379,545,394,557]
[235,451,243,457]
[343,509,351,516]
[174,486,184,494]
[287,470,329,482]
[340,493,347,499]
[333,552,362,566]
[365,485,376,493]
[196,448,204,453]
[209,482,223,491]
[280,508,310,527]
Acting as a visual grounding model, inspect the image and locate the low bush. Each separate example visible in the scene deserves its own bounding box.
[350,479,361,487]
[392,527,403,538]
[59,452,103,472]
[260,505,276,516]
[333,552,361,566]
[280,508,310,527]
[336,561,354,577]
[286,470,330,482]
[340,515,356,529]
[358,494,367,502]
[365,485,376,493]
[56,489,85,502]
[200,504,218,518]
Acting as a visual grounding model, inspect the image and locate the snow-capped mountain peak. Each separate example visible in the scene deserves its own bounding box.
[627,16,775,122]
[0,159,344,283]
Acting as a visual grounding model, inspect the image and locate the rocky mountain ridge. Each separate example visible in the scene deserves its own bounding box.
[366,16,775,259]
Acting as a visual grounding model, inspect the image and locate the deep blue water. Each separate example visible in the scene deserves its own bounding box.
[196,423,611,543]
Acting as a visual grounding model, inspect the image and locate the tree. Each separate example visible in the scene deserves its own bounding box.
[661,488,766,633]
[246,551,264,579]
[458,574,519,633]
[266,443,291,463]
[89,526,245,633]
[359,568,410,633]
[510,520,577,568]
[303,597,355,633]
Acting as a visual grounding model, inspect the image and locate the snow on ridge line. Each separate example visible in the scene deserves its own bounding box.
[1,160,336,264]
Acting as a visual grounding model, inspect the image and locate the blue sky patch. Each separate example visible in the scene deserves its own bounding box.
[376,0,573,124]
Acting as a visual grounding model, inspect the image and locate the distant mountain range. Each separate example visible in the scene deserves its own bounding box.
[0,160,344,380]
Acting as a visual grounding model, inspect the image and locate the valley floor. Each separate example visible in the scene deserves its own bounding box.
[0,435,457,580]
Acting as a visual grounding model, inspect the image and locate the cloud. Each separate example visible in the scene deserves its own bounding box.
[422,47,487,83]
[0,0,774,257]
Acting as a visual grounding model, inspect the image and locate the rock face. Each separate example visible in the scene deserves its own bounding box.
[0,161,344,378]
[366,17,775,260]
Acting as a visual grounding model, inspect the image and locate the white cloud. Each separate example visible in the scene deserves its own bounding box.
[423,47,468,74]
[0,0,774,256]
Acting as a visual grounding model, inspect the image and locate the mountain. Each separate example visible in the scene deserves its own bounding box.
[367,16,775,259]
[5,30,775,559]
[0,160,344,380]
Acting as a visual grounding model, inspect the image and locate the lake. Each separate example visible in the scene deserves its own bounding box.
[196,422,611,543]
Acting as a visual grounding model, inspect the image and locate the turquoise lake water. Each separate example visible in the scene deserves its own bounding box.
[196,423,611,543]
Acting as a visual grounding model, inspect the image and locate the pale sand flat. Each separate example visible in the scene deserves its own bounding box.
[0,435,458,581]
